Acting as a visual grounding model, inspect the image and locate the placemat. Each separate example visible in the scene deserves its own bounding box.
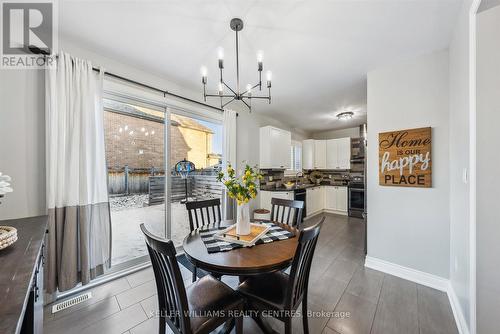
[199,221,295,253]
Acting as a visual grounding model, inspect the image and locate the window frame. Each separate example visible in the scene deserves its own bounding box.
[285,140,303,176]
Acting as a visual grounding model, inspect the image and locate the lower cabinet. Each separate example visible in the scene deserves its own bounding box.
[260,191,294,212]
[307,186,347,217]
[325,186,348,212]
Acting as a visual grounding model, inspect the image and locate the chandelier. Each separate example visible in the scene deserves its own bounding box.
[200,18,272,112]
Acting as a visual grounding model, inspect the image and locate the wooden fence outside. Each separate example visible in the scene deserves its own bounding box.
[107,166,222,204]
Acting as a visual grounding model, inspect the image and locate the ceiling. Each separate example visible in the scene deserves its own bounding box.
[59,0,462,132]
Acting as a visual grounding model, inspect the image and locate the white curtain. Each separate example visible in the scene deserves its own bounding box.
[45,52,111,293]
[222,109,237,220]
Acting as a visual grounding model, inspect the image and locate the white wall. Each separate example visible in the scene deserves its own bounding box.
[312,126,360,140]
[367,50,450,278]
[477,5,500,333]
[448,0,473,329]
[0,70,46,220]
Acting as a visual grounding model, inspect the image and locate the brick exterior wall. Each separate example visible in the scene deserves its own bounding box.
[104,111,217,170]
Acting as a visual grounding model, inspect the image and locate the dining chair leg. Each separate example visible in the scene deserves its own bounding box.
[235,313,243,334]
[302,294,309,334]
[158,316,166,334]
[251,311,275,333]
[192,266,197,282]
[284,318,292,334]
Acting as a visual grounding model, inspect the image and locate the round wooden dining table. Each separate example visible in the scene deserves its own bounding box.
[183,220,299,334]
[183,220,299,277]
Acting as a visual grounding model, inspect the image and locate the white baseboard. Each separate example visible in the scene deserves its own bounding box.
[365,256,449,291]
[305,209,348,220]
[447,282,470,334]
[364,256,469,334]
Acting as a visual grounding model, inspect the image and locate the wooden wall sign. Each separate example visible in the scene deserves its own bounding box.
[379,127,432,187]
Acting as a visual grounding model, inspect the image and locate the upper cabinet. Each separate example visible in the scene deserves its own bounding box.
[303,137,351,170]
[326,138,351,170]
[314,140,327,169]
[337,137,351,169]
[259,126,291,169]
[326,139,338,169]
[302,139,315,170]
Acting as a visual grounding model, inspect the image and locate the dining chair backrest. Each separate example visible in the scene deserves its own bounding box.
[185,198,222,231]
[286,217,324,310]
[270,198,304,228]
[140,224,191,334]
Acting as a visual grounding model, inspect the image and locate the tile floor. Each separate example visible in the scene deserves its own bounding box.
[43,213,458,334]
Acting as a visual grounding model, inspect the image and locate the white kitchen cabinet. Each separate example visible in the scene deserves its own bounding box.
[337,137,351,170]
[326,138,351,170]
[259,126,291,169]
[326,139,338,169]
[307,186,348,217]
[260,190,294,212]
[314,140,327,169]
[336,186,348,212]
[306,186,326,216]
[324,186,348,213]
[302,139,315,170]
[325,186,336,211]
[306,187,318,216]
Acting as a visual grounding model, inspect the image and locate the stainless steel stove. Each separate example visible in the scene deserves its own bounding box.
[348,175,365,218]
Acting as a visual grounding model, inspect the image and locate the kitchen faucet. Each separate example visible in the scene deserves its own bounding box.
[295,171,303,187]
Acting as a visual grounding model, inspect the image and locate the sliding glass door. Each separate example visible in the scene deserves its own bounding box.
[102,91,223,269]
[169,110,223,246]
[103,96,167,267]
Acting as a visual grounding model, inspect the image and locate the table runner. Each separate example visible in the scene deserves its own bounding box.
[199,221,295,253]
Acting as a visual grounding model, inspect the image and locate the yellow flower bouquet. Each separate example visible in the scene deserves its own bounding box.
[217,163,263,235]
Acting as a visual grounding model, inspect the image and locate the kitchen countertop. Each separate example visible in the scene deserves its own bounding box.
[0,216,48,334]
[260,183,348,192]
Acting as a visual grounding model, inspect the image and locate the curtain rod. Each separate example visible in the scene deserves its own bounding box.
[44,51,230,114]
[91,67,226,113]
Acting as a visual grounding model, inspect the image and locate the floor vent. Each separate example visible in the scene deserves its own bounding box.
[51,292,92,314]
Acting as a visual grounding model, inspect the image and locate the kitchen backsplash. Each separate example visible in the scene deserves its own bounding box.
[259,169,355,189]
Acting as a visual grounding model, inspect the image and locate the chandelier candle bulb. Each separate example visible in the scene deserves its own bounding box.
[217,47,224,69]
[266,70,272,81]
[200,66,207,84]
[257,50,263,71]
[246,84,252,96]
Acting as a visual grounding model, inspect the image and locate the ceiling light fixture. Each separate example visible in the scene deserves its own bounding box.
[337,111,354,120]
[200,18,272,112]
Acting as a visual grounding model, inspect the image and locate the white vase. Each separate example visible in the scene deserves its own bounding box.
[236,202,251,235]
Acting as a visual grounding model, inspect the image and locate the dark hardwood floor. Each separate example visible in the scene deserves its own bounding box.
[43,213,458,334]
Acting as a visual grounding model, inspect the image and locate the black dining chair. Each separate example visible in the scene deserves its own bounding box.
[186,198,222,231]
[270,198,305,228]
[185,199,222,282]
[140,224,244,334]
[237,217,324,334]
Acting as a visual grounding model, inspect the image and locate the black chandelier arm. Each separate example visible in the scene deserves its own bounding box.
[222,81,237,96]
[239,82,265,97]
[240,98,251,110]
[205,93,236,98]
[242,95,270,100]
[222,97,236,108]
